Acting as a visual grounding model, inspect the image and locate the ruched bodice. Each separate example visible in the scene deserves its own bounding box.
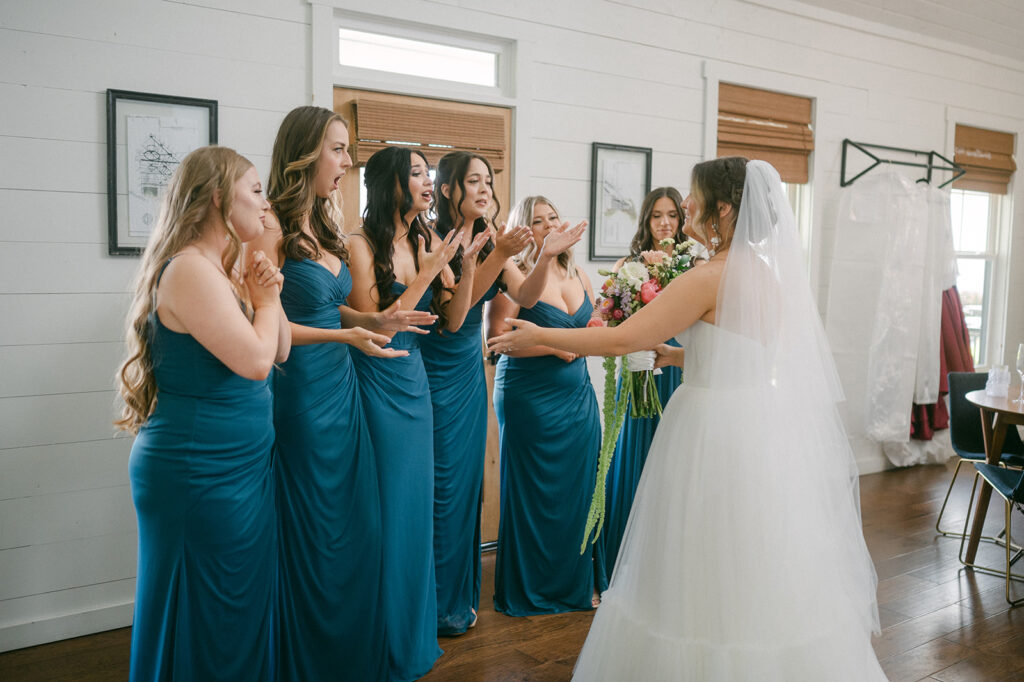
[279,258,350,328]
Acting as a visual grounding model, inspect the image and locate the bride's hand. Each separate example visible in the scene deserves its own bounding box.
[653,343,684,370]
[487,318,540,355]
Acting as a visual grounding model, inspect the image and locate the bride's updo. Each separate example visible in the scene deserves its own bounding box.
[689,156,747,252]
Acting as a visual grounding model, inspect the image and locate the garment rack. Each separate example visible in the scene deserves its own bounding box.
[840,139,965,188]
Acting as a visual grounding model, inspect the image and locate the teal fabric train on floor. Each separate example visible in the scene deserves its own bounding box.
[353,282,443,681]
[420,283,500,635]
[128,264,276,681]
[493,295,607,616]
[272,258,386,681]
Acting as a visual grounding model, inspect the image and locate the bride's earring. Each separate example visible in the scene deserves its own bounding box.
[708,222,721,257]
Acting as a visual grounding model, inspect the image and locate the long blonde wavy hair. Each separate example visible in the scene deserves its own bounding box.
[508,195,575,274]
[115,146,255,433]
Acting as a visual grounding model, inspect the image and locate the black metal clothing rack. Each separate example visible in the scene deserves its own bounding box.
[840,139,966,188]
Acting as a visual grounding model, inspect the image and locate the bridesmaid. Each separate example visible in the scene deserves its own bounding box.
[487,195,605,616]
[250,106,435,681]
[116,146,289,681]
[420,152,533,636]
[597,187,686,581]
[346,146,487,680]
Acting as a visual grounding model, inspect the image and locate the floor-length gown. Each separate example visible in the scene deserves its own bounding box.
[129,267,276,681]
[272,258,386,681]
[596,338,681,584]
[493,294,607,615]
[420,283,499,635]
[353,282,442,680]
[572,321,886,681]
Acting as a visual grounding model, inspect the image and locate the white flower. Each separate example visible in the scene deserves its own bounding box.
[618,261,649,290]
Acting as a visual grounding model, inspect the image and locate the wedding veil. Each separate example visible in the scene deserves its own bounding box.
[709,159,881,635]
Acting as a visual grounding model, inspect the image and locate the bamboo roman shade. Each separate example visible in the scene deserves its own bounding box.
[717,83,814,183]
[953,124,1016,195]
[349,96,506,171]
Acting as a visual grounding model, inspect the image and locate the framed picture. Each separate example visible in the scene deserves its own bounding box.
[589,142,652,261]
[106,89,218,255]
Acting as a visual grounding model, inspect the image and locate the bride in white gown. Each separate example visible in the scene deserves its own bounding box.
[489,158,886,681]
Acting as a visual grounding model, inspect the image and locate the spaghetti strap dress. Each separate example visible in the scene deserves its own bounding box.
[128,259,276,681]
[419,282,500,635]
[492,283,606,615]
[272,258,386,681]
[352,282,442,680]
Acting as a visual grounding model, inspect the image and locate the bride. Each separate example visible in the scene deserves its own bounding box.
[488,158,886,680]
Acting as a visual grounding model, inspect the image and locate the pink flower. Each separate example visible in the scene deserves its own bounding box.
[586,318,606,328]
[612,308,624,320]
[641,250,666,265]
[639,278,661,304]
[598,297,615,314]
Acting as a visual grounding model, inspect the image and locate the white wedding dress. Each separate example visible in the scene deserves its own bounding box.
[573,162,887,681]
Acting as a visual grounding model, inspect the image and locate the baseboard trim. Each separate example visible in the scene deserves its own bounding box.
[0,602,133,653]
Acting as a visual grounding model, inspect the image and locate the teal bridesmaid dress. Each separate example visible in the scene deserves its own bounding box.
[129,260,276,681]
[596,338,682,584]
[419,283,499,635]
[492,292,607,616]
[273,258,386,681]
[352,282,442,681]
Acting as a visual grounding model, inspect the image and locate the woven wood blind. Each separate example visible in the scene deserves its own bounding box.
[717,83,814,183]
[953,124,1016,195]
[350,97,506,170]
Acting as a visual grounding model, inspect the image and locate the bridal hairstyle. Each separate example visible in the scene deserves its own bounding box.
[116,146,255,433]
[508,195,575,274]
[628,186,686,257]
[689,156,747,252]
[361,146,443,311]
[268,105,349,263]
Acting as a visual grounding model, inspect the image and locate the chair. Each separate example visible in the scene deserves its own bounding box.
[935,372,1024,539]
[958,463,1024,605]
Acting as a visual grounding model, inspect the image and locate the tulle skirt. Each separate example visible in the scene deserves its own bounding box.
[573,382,886,681]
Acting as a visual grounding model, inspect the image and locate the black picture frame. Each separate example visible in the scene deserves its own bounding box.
[588,142,652,261]
[106,89,218,256]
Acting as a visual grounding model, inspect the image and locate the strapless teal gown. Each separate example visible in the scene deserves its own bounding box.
[493,296,606,615]
[129,295,275,680]
[419,283,499,635]
[352,282,442,680]
[596,338,682,584]
[273,258,386,681]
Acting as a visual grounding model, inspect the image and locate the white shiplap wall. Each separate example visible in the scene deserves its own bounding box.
[2,0,1024,651]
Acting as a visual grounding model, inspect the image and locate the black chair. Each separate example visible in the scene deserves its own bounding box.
[935,372,1024,539]
[958,463,1024,605]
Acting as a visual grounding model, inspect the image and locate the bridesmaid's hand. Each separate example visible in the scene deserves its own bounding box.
[487,318,540,355]
[494,223,533,258]
[245,250,282,309]
[418,230,462,278]
[376,299,437,335]
[556,350,577,363]
[461,227,494,268]
[653,343,684,370]
[342,327,409,358]
[540,220,586,258]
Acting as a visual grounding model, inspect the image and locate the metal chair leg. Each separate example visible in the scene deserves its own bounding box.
[958,472,1024,606]
[936,458,965,536]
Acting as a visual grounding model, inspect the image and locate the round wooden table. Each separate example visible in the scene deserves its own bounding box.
[962,389,1024,563]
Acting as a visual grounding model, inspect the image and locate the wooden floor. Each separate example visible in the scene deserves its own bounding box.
[2,462,1023,681]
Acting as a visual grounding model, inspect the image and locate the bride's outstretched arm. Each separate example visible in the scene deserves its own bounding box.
[488,261,719,358]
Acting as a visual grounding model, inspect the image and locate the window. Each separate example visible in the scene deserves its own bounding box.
[950,189,1000,365]
[338,28,497,87]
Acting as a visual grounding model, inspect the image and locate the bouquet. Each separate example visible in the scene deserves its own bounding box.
[581,238,697,552]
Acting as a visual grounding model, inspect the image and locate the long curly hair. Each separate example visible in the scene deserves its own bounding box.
[689,156,747,252]
[115,146,254,433]
[360,146,443,311]
[508,195,574,274]
[628,186,686,257]
[431,151,500,326]
[268,106,349,264]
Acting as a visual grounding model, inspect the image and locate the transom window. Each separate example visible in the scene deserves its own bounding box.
[338,28,498,88]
